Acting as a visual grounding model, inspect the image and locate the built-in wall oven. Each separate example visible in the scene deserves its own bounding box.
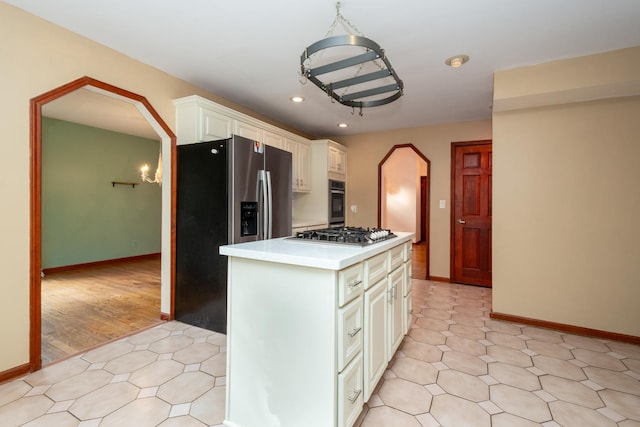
[329,179,345,227]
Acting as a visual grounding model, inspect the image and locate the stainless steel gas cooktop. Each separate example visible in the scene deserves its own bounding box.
[289,226,396,246]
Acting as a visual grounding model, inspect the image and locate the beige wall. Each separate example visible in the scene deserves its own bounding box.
[492,47,640,336]
[0,2,302,373]
[332,120,492,279]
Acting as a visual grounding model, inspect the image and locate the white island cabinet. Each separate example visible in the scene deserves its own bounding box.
[220,232,414,427]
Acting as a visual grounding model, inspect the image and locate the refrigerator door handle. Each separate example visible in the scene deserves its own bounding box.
[257,170,265,240]
[266,171,273,239]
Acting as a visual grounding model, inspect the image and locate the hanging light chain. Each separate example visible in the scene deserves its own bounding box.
[322,1,385,98]
[324,1,365,38]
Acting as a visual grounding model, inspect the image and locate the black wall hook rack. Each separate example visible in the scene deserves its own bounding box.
[111,181,138,188]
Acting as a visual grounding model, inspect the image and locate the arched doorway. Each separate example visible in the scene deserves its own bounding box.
[30,76,176,371]
[378,144,430,279]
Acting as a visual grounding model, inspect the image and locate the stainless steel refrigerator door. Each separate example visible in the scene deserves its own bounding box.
[230,135,264,244]
[265,145,293,238]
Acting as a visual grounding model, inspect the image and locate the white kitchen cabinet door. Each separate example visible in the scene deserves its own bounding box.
[285,139,311,193]
[387,267,404,361]
[403,261,413,296]
[199,107,232,141]
[328,145,347,175]
[284,139,299,190]
[263,130,285,149]
[363,279,387,401]
[297,141,311,191]
[234,120,263,143]
[404,291,413,335]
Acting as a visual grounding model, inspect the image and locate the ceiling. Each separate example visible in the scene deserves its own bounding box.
[10,0,640,139]
[42,89,159,140]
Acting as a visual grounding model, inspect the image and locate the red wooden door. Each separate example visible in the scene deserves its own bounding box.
[452,141,492,287]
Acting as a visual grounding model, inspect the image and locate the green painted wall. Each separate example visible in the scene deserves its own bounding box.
[42,118,162,269]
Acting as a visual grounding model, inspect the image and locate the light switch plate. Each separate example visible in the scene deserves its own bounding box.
[439,200,446,209]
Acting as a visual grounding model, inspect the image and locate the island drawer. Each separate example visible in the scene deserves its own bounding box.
[363,252,387,290]
[388,244,404,272]
[338,262,364,307]
[403,241,413,262]
[337,352,363,427]
[337,296,363,372]
[404,291,413,334]
[403,262,413,296]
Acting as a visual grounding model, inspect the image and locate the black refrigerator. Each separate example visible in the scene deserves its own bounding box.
[175,134,292,332]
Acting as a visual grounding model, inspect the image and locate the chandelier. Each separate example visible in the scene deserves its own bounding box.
[140,146,162,186]
[300,1,404,114]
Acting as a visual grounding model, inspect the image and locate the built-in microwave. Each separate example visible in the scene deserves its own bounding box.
[328,179,345,227]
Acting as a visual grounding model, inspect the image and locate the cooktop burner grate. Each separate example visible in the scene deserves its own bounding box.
[289,226,396,246]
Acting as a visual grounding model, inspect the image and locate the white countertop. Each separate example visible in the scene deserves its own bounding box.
[220,231,414,270]
[292,218,327,228]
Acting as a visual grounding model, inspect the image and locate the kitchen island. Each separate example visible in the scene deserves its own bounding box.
[220,232,414,427]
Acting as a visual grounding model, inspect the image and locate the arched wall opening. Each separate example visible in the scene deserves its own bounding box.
[30,76,176,371]
[378,144,431,279]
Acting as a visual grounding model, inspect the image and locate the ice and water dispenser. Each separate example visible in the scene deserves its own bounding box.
[240,201,258,237]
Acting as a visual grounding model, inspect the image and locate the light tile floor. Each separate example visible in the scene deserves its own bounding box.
[1,280,639,426]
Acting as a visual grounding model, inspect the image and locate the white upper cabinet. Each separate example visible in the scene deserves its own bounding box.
[234,120,263,143]
[200,107,233,142]
[285,138,311,193]
[263,130,285,149]
[174,96,312,193]
[297,142,311,192]
[328,144,347,175]
[174,98,233,144]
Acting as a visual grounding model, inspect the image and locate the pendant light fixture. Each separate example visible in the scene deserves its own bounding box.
[300,1,404,114]
[140,146,162,186]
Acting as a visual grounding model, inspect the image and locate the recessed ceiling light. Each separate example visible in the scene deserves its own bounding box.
[445,55,470,68]
[337,123,348,128]
[290,96,305,103]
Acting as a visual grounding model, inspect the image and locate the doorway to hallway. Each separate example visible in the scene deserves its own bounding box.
[378,144,431,279]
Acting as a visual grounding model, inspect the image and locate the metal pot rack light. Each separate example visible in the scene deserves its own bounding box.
[299,2,404,113]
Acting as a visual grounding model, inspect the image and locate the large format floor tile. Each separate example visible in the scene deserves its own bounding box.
[0,323,227,427]
[355,280,640,427]
[1,280,639,427]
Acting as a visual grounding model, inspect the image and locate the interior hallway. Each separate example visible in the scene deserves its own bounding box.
[2,278,639,426]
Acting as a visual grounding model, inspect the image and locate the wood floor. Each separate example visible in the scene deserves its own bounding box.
[412,241,427,280]
[41,257,162,365]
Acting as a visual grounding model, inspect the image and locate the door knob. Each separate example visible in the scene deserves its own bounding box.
[458,219,466,224]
